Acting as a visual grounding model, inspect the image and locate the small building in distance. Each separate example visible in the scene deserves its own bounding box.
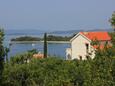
[33,53,44,59]
[66,31,111,60]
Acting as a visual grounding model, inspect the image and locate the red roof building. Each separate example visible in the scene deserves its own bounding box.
[80,31,111,41]
[80,31,111,50]
[66,31,112,60]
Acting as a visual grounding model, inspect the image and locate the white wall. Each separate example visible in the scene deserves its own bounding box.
[66,48,72,60]
[71,34,94,60]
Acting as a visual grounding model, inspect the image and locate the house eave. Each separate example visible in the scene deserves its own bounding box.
[70,32,91,42]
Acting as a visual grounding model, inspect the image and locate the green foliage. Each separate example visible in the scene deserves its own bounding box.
[44,33,47,58]
[2,58,91,86]
[0,29,5,84]
[0,28,9,85]
[110,11,115,31]
[2,49,115,86]
[10,49,38,65]
[109,32,115,46]
[91,39,99,46]
[27,49,38,55]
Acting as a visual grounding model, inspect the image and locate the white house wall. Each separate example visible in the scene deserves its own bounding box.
[71,34,91,60]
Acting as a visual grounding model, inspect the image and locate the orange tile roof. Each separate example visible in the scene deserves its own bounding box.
[80,31,111,41]
[33,53,44,59]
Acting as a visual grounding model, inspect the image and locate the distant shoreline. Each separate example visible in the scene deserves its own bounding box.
[10,35,72,42]
[10,41,70,44]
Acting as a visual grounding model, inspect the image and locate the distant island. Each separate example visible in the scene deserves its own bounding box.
[11,36,42,41]
[11,35,73,42]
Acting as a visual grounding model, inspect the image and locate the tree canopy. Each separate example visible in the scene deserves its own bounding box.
[0,28,9,85]
[110,11,115,31]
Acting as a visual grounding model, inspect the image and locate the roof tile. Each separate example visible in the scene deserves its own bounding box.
[80,31,111,41]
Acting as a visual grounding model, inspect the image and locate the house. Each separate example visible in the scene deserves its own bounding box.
[66,31,111,60]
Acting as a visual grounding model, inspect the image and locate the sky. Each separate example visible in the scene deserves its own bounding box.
[0,0,115,31]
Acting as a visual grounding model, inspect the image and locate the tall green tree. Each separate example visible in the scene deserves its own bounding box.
[0,28,6,84]
[44,33,47,58]
[110,11,115,32]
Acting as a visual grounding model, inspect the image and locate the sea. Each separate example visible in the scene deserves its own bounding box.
[4,29,72,59]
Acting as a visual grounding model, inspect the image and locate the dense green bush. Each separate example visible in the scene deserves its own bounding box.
[2,49,115,86]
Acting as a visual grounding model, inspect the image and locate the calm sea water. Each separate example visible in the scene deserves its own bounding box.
[4,30,71,59]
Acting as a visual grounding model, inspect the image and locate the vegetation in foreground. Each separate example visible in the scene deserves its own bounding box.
[2,47,115,86]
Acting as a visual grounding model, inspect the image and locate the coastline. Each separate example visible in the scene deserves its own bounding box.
[10,41,70,44]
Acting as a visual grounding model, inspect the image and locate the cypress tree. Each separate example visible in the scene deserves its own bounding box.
[44,33,47,58]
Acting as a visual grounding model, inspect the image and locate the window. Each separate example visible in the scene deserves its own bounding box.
[85,43,89,53]
[86,55,89,59]
[79,56,82,60]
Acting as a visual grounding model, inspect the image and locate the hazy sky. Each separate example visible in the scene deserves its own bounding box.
[0,0,115,31]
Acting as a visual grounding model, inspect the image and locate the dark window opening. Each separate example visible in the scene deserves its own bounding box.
[86,55,89,59]
[85,43,89,53]
[79,56,82,60]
